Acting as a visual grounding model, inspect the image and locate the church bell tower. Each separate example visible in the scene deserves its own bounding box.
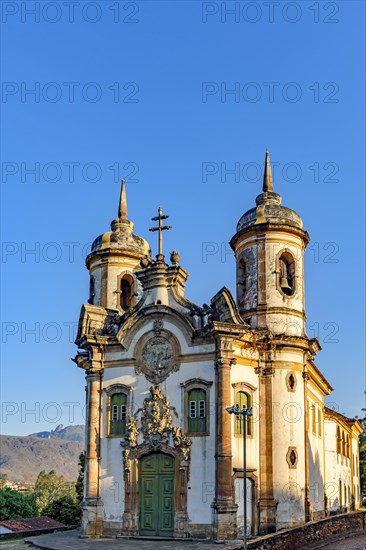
[230,151,309,337]
[85,180,150,313]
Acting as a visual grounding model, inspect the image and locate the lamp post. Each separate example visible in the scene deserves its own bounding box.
[226,404,253,550]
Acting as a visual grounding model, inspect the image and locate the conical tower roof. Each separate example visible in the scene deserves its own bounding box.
[89,180,150,257]
[235,150,303,233]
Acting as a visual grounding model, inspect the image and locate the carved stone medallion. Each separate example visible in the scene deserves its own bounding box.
[141,336,174,372]
[135,328,180,383]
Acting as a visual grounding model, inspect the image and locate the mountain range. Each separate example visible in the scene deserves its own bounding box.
[0,425,85,484]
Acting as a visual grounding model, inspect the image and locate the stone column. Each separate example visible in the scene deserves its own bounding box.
[258,360,277,534]
[81,367,103,537]
[213,356,237,540]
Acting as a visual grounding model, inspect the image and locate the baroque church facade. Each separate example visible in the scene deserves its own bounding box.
[74,152,362,540]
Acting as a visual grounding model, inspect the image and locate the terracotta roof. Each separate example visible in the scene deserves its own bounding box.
[0,516,65,532]
[324,406,359,427]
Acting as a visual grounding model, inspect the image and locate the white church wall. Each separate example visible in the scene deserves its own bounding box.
[234,477,255,536]
[231,363,259,471]
[100,367,134,523]
[99,357,216,526]
[307,391,325,515]
[188,435,216,524]
[166,360,216,525]
[324,419,352,512]
[272,363,306,528]
[324,421,338,510]
[308,430,325,514]
[100,437,126,522]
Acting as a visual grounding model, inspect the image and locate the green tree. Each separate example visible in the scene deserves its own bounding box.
[75,452,85,504]
[34,470,80,525]
[0,474,8,490]
[34,470,75,511]
[42,494,80,525]
[357,409,366,504]
[0,487,38,520]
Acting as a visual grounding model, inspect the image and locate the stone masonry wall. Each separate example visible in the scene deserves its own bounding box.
[226,511,366,550]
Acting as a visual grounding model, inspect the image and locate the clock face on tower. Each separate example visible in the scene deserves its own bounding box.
[141,336,174,372]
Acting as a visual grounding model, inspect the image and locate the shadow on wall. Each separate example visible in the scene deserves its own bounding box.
[308,437,324,517]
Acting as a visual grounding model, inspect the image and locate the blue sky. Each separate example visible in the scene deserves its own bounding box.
[1,1,365,435]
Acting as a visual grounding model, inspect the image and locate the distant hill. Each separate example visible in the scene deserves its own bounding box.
[0,425,85,484]
[28,424,85,443]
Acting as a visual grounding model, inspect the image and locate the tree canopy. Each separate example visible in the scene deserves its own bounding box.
[0,487,38,520]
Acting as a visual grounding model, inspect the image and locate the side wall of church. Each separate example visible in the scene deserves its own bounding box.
[324,419,353,512]
[307,387,325,517]
[271,350,306,528]
[324,421,338,510]
[352,436,361,508]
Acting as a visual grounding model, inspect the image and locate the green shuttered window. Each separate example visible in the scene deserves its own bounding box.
[188,388,206,433]
[234,391,252,436]
[110,393,127,435]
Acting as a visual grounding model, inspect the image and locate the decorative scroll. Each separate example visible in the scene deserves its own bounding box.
[172,426,192,461]
[140,386,173,448]
[121,386,191,459]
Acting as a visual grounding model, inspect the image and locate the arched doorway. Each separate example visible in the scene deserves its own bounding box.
[139,452,175,536]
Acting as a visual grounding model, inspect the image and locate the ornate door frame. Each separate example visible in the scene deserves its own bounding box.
[121,386,191,539]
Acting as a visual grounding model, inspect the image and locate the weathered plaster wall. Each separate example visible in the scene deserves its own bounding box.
[324,419,352,512]
[271,351,306,528]
[234,477,255,536]
[237,245,258,314]
[352,437,361,507]
[307,393,325,515]
[89,257,140,308]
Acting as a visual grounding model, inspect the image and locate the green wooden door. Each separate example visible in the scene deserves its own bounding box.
[139,453,175,536]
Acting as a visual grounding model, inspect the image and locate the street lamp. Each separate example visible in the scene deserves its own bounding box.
[226,404,253,550]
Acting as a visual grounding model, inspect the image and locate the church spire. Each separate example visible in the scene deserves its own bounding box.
[263,150,273,193]
[118,179,128,219]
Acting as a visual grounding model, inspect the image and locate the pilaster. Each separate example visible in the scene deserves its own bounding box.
[303,364,312,522]
[213,351,238,540]
[257,354,276,535]
[81,349,104,537]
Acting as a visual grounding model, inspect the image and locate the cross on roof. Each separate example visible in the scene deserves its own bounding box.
[149,207,172,262]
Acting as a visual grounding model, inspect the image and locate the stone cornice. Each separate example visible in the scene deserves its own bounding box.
[307,361,333,396]
[230,222,310,252]
[86,247,144,270]
[135,263,189,291]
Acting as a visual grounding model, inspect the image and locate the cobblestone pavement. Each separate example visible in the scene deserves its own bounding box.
[314,534,366,550]
[0,529,364,550]
[24,530,230,550]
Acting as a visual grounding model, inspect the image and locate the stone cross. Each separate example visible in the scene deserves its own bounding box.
[149,207,172,261]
